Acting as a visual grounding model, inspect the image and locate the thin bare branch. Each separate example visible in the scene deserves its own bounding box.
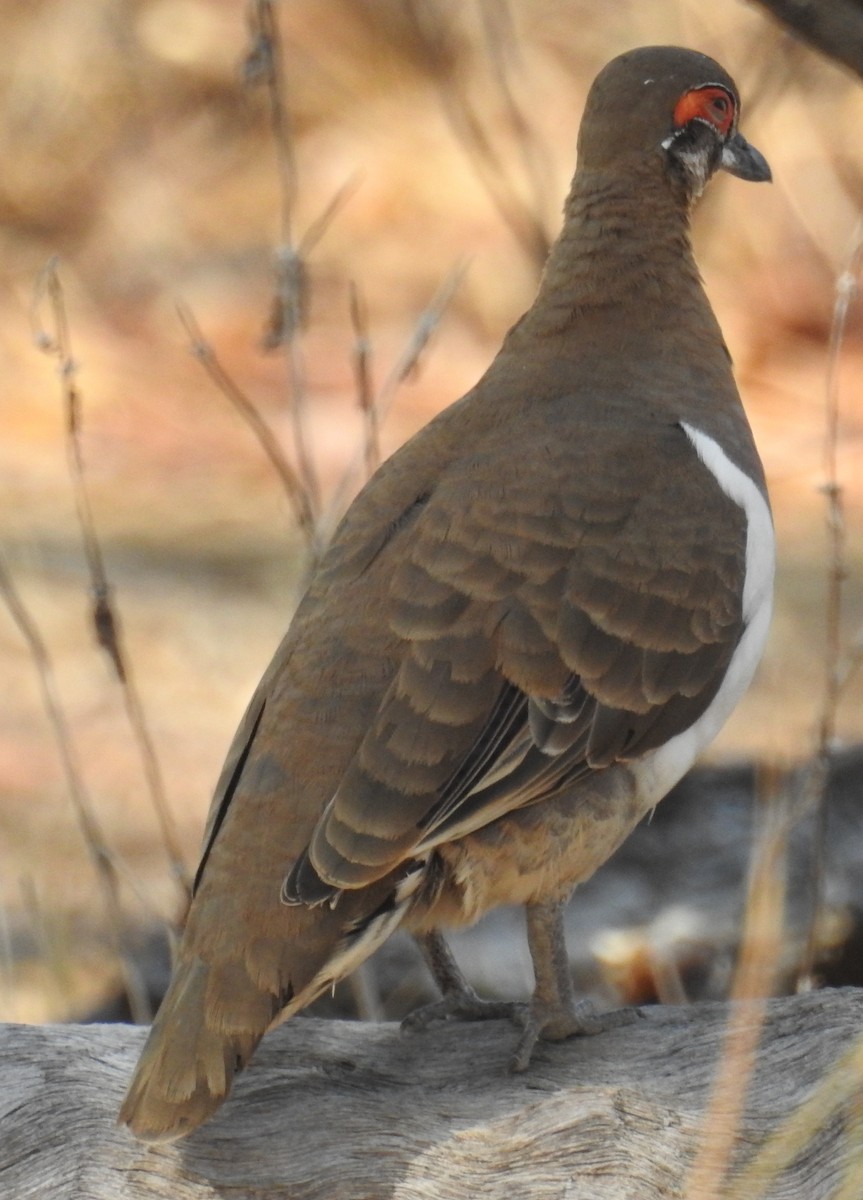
[299,174,363,257]
[349,281,380,481]
[245,0,322,525]
[177,303,323,559]
[377,260,469,413]
[324,261,467,535]
[263,246,309,352]
[0,554,151,1023]
[32,262,192,902]
[31,260,191,898]
[244,0,296,244]
[262,176,362,351]
[31,262,120,675]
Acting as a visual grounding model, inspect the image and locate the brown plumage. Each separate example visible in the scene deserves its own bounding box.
[120,45,774,1142]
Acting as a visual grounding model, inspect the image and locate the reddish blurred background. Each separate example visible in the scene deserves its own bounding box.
[1,0,862,1022]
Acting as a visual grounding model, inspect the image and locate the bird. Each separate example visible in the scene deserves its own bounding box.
[120,44,774,1143]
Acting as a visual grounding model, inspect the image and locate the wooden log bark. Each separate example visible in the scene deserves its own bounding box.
[3,989,863,1199]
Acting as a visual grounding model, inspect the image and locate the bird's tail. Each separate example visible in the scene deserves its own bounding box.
[119,869,419,1142]
[118,955,277,1143]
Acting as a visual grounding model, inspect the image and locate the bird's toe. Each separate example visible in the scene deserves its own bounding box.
[402,987,527,1033]
[510,998,641,1072]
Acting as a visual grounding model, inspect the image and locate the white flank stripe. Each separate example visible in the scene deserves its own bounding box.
[680,421,775,622]
[633,421,775,807]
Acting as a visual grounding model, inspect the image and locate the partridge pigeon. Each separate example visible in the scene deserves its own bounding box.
[120,44,774,1142]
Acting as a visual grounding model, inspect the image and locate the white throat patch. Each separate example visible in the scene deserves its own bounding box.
[660,130,713,198]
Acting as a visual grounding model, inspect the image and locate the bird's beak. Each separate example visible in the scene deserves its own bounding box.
[721,131,771,183]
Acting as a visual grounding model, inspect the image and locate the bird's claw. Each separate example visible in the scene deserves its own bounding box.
[402,987,527,1033]
[510,999,640,1072]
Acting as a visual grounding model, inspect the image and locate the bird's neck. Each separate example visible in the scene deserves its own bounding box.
[512,163,711,342]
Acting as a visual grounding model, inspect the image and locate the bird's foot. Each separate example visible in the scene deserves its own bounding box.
[402,985,526,1033]
[510,997,639,1072]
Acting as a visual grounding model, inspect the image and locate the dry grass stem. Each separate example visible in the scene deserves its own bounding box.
[832,1087,863,1200]
[647,944,690,1006]
[723,1032,863,1198]
[0,554,151,1023]
[798,223,863,988]
[31,259,191,898]
[299,175,363,254]
[685,766,789,1200]
[285,335,320,536]
[18,877,74,1011]
[177,302,323,560]
[347,961,385,1024]
[477,0,556,241]
[0,899,13,1015]
[377,261,468,410]
[404,0,550,270]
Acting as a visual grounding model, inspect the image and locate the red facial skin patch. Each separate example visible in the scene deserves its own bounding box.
[672,86,736,137]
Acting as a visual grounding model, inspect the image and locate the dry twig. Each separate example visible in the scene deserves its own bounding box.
[477,0,556,241]
[30,259,191,899]
[245,0,322,527]
[403,0,551,271]
[323,262,467,538]
[0,554,151,1023]
[349,281,381,481]
[176,302,323,562]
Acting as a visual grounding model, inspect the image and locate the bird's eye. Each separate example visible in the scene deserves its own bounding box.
[672,86,736,137]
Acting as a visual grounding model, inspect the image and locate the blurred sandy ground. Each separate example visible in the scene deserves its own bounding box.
[1,0,862,1022]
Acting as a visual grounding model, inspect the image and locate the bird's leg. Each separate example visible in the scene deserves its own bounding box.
[401,930,525,1031]
[510,899,637,1071]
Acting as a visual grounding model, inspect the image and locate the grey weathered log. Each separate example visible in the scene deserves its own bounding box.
[3,989,863,1199]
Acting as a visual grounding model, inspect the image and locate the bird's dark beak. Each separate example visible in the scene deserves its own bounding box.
[721,131,771,183]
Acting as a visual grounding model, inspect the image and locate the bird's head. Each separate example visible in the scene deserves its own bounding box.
[577,46,771,201]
